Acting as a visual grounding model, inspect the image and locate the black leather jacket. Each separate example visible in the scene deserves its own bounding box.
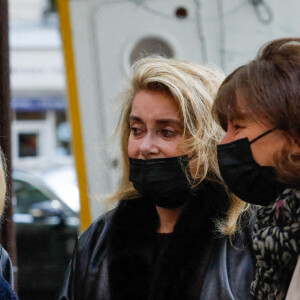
[0,244,14,287]
[0,244,19,300]
[60,186,255,300]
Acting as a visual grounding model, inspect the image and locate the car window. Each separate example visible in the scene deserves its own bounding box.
[13,179,51,214]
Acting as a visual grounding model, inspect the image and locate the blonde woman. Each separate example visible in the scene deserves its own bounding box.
[0,150,18,300]
[60,57,254,300]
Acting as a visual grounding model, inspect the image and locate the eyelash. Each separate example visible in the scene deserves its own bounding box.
[130,127,143,136]
[161,129,175,138]
[130,127,176,138]
[233,124,242,130]
[231,122,245,131]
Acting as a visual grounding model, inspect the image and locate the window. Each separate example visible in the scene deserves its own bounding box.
[12,110,72,168]
[130,37,174,65]
[18,133,39,157]
[45,0,58,14]
[16,112,46,121]
[55,111,71,156]
[12,120,46,166]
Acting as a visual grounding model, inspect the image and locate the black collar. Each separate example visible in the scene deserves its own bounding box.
[107,181,229,300]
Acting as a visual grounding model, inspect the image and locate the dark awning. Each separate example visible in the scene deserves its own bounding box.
[12,96,67,111]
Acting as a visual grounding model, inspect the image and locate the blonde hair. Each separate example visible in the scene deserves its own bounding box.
[110,56,246,235]
[0,149,6,215]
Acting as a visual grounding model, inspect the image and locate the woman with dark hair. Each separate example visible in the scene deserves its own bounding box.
[213,37,300,300]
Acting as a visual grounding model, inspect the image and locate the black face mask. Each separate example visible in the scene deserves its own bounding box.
[129,155,191,208]
[217,129,287,206]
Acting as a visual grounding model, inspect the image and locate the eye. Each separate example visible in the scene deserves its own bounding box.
[161,129,176,138]
[130,126,143,136]
[233,124,242,130]
[232,122,245,131]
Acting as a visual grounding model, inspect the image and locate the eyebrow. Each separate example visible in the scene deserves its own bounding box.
[129,115,182,127]
[229,114,251,123]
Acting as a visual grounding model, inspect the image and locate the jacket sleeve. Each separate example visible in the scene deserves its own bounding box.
[58,244,77,300]
[201,220,256,300]
[58,212,113,300]
[0,244,14,288]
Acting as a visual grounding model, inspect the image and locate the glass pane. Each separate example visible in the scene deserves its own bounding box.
[16,112,46,121]
[130,37,174,65]
[55,111,71,156]
[18,133,39,157]
[14,180,51,214]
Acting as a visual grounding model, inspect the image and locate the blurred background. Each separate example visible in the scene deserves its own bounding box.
[0,0,299,298]
[8,0,78,299]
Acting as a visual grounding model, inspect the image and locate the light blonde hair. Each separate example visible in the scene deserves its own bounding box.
[110,56,246,235]
[0,149,6,215]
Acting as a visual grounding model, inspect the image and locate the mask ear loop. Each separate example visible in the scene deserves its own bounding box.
[249,128,276,144]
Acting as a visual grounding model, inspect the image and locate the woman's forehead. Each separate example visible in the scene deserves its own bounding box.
[226,89,251,116]
[130,90,182,118]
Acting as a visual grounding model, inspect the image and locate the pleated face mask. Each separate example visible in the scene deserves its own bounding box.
[129,155,191,208]
[217,129,287,206]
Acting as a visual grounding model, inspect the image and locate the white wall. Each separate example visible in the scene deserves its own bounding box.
[68,0,300,219]
[9,0,48,22]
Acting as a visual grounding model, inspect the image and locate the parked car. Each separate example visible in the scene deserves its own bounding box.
[12,166,80,298]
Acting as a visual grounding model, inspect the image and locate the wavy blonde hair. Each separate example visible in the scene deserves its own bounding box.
[110,56,246,235]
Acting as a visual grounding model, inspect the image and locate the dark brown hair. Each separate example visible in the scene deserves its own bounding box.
[213,37,300,186]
